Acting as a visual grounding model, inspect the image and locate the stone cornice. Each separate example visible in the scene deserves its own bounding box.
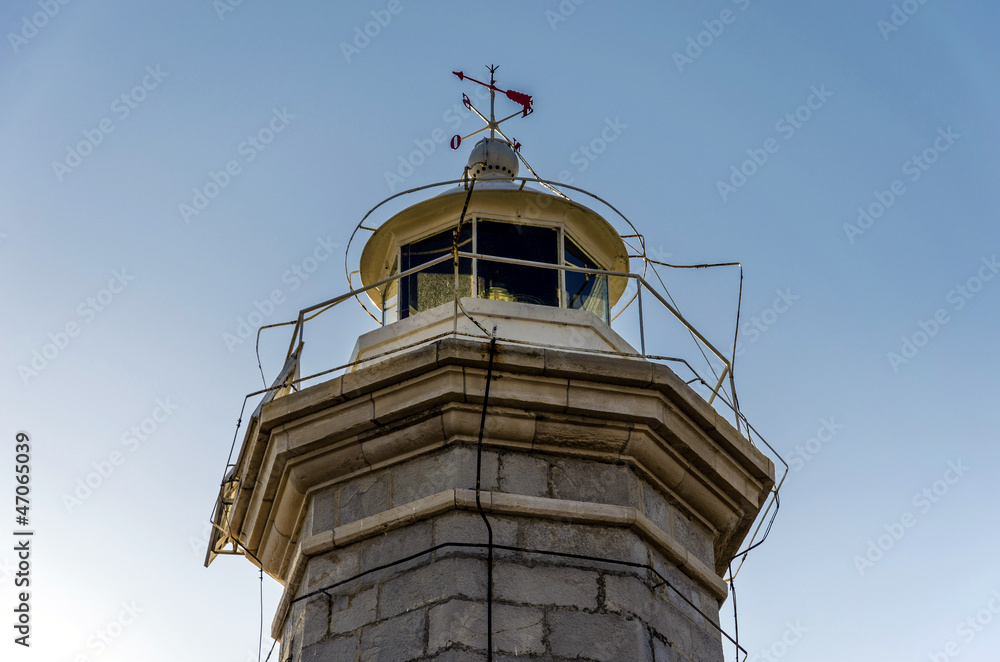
[228,337,774,584]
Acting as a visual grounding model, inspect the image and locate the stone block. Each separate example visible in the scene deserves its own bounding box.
[650,552,717,629]
[546,609,651,661]
[342,342,439,401]
[372,367,466,424]
[311,488,338,534]
[498,451,549,497]
[551,458,639,508]
[379,556,486,620]
[438,404,537,451]
[521,519,649,569]
[425,650,487,662]
[494,604,545,656]
[281,601,306,661]
[284,396,377,454]
[330,585,377,635]
[359,610,426,662]
[652,597,695,656]
[359,415,449,471]
[427,600,545,657]
[390,446,499,507]
[304,547,361,592]
[359,521,433,574]
[692,623,724,662]
[428,599,486,653]
[301,595,329,647]
[654,635,678,662]
[669,510,714,569]
[469,370,569,413]
[543,348,653,386]
[339,474,388,526]
[431,511,518,551]
[534,416,631,455]
[603,572,693,656]
[301,634,357,662]
[566,380,663,425]
[493,562,598,609]
[604,573,652,618]
[641,482,676,542]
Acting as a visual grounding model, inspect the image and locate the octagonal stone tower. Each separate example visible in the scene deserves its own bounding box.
[208,138,775,662]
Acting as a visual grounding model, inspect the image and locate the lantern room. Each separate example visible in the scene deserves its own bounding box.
[359,139,631,332]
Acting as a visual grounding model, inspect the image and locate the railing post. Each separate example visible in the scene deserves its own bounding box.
[637,281,646,357]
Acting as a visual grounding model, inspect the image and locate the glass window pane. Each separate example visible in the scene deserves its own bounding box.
[565,238,609,324]
[476,220,558,306]
[400,225,472,318]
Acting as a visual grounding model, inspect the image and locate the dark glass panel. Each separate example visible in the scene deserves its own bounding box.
[399,225,472,318]
[476,220,558,306]
[565,238,609,323]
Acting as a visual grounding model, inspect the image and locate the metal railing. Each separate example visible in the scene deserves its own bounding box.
[278,250,739,415]
[233,179,789,585]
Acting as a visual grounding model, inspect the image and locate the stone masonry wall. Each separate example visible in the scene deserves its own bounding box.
[281,444,723,662]
[305,444,716,570]
[280,478,727,661]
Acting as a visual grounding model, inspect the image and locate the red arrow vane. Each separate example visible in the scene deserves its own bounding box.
[453,70,497,90]
[453,70,533,117]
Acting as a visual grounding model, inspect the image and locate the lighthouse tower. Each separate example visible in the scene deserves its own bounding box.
[207,69,776,662]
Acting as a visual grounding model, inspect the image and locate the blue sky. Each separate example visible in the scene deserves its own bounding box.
[2,1,998,660]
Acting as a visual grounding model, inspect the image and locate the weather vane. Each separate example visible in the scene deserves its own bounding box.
[450,65,533,151]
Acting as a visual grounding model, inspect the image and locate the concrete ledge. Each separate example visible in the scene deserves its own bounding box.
[272,488,728,640]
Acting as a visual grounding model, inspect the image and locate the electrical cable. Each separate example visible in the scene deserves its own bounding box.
[476,338,497,662]
[729,560,740,662]
[475,334,498,661]
[288,540,748,658]
[729,490,780,562]
[258,566,264,662]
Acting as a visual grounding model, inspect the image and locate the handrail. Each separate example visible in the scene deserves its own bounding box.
[278,249,737,418]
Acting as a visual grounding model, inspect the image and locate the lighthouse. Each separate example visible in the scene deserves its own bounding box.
[207,68,777,662]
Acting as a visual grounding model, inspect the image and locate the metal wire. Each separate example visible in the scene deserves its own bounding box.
[475,335,498,660]
[288,540,748,658]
